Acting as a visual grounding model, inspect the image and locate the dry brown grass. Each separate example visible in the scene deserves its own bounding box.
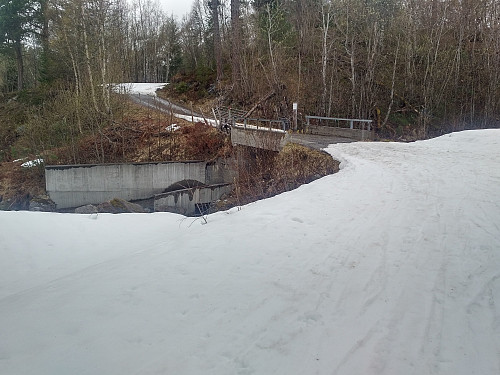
[221,143,339,209]
[273,143,340,190]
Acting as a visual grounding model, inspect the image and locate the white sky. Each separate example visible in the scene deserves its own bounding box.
[127,0,194,19]
[158,0,194,18]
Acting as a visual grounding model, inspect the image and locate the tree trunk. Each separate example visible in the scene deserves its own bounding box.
[212,0,223,84]
[62,23,83,134]
[266,4,278,86]
[321,2,332,115]
[39,0,51,84]
[80,3,99,113]
[382,38,400,129]
[14,40,24,91]
[231,0,241,98]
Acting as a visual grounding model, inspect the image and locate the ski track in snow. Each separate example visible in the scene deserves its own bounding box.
[0,130,499,375]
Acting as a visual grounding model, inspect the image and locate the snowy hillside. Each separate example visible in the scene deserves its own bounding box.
[1,130,499,375]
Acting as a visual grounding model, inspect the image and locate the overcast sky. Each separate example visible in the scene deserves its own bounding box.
[158,0,194,19]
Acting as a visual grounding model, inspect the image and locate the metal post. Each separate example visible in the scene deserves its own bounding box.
[293,102,298,131]
[212,108,219,129]
[350,120,354,129]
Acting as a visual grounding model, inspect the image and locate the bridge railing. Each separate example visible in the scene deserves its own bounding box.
[232,117,289,132]
[215,107,248,121]
[305,116,373,131]
[214,106,289,132]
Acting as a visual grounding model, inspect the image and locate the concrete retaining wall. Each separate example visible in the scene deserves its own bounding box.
[154,183,233,216]
[45,161,232,209]
[231,126,290,151]
[307,125,374,141]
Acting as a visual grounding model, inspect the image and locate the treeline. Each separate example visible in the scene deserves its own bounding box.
[1,0,499,144]
[214,0,500,137]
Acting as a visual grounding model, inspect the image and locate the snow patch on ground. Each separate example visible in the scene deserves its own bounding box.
[233,123,287,133]
[112,82,168,96]
[20,158,43,168]
[175,113,217,126]
[166,124,180,132]
[1,130,499,375]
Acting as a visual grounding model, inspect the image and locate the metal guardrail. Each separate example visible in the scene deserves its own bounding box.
[306,116,373,131]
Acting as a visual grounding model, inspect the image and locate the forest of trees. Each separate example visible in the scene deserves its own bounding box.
[1,0,499,148]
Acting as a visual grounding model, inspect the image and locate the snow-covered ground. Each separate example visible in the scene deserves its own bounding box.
[175,113,218,127]
[1,130,499,375]
[113,82,168,96]
[20,158,44,168]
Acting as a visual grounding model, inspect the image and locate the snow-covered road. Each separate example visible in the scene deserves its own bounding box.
[1,130,499,375]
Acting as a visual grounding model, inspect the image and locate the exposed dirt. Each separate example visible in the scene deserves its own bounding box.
[0,160,45,210]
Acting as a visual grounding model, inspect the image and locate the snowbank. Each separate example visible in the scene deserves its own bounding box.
[1,130,499,375]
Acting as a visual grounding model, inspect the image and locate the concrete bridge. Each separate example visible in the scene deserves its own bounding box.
[45,160,234,210]
[230,126,290,152]
[214,106,373,150]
